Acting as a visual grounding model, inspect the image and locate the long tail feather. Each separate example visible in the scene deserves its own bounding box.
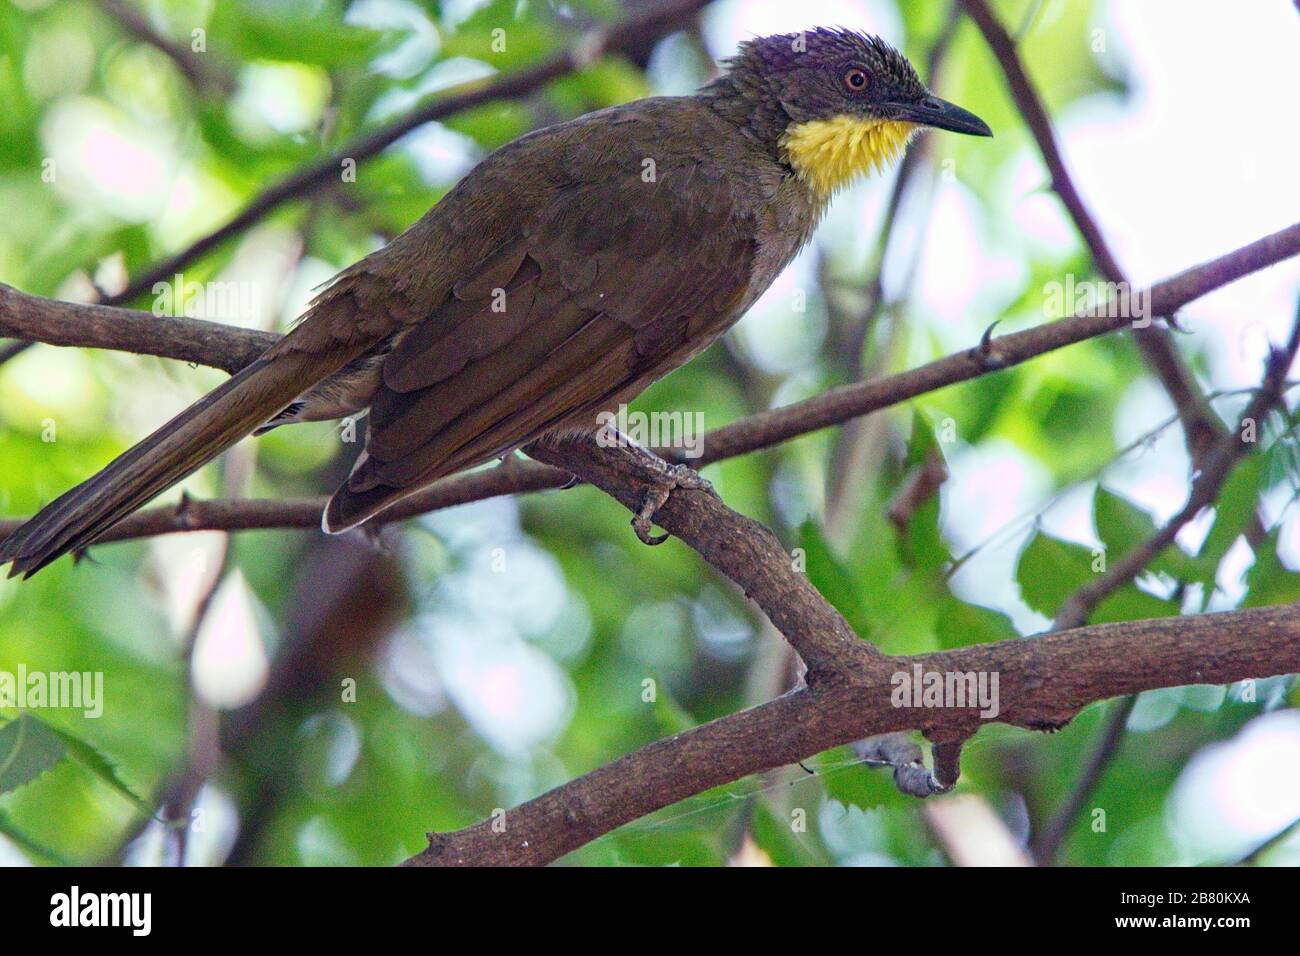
[0,349,348,578]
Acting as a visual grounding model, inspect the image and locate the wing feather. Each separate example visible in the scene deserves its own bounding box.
[323,159,758,531]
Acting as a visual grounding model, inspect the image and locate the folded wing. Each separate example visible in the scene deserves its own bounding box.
[323,160,756,531]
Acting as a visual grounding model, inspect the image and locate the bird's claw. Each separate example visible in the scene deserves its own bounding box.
[630,463,711,546]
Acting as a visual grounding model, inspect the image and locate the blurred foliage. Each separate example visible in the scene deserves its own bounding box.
[0,0,1296,868]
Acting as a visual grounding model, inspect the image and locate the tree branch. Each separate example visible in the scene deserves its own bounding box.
[98,0,236,94]
[0,284,277,374]
[526,432,882,678]
[1054,302,1300,630]
[672,222,1300,464]
[958,0,1225,462]
[1028,302,1300,861]
[6,1,1290,871]
[405,603,1300,865]
[4,221,1295,544]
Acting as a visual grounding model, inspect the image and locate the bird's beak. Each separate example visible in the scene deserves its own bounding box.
[892,96,993,137]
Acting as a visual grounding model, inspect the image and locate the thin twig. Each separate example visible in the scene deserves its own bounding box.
[100,0,712,310]
[1034,302,1300,861]
[1031,695,1135,865]
[97,0,236,94]
[959,0,1225,464]
[1054,303,1300,630]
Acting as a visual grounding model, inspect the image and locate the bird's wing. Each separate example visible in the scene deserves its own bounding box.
[324,159,757,531]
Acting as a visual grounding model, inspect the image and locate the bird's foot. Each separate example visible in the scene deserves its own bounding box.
[631,459,712,546]
[524,428,713,543]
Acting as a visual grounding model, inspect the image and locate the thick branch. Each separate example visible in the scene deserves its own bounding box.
[406,603,1300,865]
[527,433,881,678]
[412,317,1300,865]
[0,284,276,374]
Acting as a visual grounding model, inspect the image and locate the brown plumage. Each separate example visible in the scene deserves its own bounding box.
[0,28,989,577]
[325,96,783,531]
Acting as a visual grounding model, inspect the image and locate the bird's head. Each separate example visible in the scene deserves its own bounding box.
[714,28,991,197]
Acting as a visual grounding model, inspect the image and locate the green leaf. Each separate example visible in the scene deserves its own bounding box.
[749,800,819,866]
[548,60,650,113]
[796,513,946,654]
[44,722,154,818]
[903,494,948,574]
[1244,531,1300,607]
[897,411,950,573]
[1016,531,1098,617]
[1194,455,1265,579]
[934,597,1018,648]
[1263,420,1300,489]
[815,746,905,812]
[0,713,66,796]
[904,409,941,469]
[649,676,697,737]
[798,520,868,634]
[1094,486,1155,554]
[0,808,68,864]
[1094,487,1188,577]
[210,3,384,66]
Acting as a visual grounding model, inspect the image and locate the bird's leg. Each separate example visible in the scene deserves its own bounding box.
[526,429,713,544]
[603,431,713,546]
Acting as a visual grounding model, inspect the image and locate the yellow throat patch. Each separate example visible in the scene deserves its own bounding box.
[780,115,918,198]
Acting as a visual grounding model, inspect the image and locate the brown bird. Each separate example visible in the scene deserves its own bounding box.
[0,27,990,578]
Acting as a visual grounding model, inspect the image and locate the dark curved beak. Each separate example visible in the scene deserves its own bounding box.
[894,96,993,137]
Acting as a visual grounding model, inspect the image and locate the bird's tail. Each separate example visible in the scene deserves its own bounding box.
[0,348,351,578]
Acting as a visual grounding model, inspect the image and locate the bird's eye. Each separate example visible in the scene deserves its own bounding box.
[843,68,869,92]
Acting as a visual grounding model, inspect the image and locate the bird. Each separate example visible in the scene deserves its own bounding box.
[0,27,990,578]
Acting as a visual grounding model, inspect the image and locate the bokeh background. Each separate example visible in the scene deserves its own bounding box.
[1,0,1298,866]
